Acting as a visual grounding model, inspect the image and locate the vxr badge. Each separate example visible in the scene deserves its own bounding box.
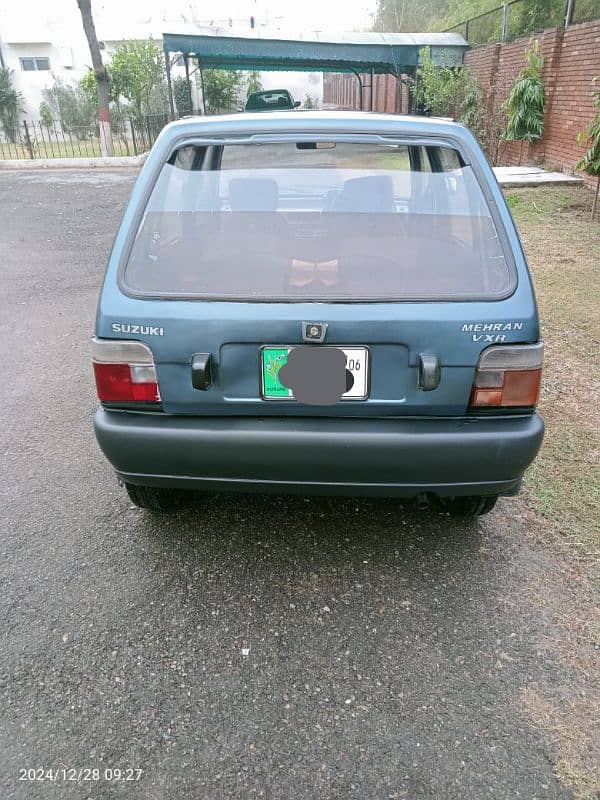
[302,321,328,343]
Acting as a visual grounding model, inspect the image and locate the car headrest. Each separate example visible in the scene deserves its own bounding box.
[228,178,279,212]
[335,175,395,213]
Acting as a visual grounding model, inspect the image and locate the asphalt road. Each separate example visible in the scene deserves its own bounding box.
[0,169,572,799]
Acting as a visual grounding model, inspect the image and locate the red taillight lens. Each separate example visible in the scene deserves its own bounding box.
[93,362,160,402]
[469,343,543,409]
[92,338,160,404]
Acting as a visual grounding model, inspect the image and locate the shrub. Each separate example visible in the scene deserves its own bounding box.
[0,68,23,142]
[503,40,546,148]
[575,77,600,219]
[409,48,502,158]
[411,48,482,121]
[173,76,192,117]
[39,101,54,129]
[42,79,95,138]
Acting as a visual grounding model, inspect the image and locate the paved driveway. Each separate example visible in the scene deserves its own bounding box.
[0,170,571,799]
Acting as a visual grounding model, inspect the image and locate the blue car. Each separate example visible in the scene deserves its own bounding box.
[93,111,544,515]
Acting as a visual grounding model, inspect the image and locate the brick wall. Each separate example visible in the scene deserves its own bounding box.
[323,71,410,113]
[323,19,600,188]
[542,21,600,180]
[465,20,599,187]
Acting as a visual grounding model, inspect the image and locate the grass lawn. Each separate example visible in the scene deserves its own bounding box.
[506,186,599,557]
[505,185,599,800]
[0,138,138,160]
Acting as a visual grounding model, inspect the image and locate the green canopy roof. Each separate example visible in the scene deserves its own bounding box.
[162,31,469,74]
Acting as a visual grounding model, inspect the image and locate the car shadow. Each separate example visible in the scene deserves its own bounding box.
[137,493,495,617]
[151,492,485,555]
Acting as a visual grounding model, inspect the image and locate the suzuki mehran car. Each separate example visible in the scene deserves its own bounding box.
[93,111,544,514]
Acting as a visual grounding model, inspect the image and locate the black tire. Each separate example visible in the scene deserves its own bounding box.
[440,495,498,517]
[125,483,187,513]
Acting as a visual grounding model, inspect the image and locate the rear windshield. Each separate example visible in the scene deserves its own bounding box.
[123,141,515,301]
[246,91,293,110]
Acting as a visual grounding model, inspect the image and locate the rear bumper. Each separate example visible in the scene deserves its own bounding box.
[94,409,544,498]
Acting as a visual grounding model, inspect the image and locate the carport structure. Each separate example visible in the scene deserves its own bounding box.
[162,31,469,117]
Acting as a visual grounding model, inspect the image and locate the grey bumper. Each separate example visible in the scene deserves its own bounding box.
[94,409,544,497]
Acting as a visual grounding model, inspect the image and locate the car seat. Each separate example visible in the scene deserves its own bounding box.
[333,175,396,213]
[228,178,279,212]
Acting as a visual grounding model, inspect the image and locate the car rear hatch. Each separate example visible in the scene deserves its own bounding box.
[98,137,539,418]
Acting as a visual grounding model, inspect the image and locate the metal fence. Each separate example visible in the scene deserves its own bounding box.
[0,114,169,160]
[446,0,599,45]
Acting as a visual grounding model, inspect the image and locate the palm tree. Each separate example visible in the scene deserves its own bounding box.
[75,0,112,156]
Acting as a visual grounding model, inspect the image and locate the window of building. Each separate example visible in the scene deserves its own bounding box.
[20,57,50,71]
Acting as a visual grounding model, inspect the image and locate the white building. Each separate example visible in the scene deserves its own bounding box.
[0,1,324,120]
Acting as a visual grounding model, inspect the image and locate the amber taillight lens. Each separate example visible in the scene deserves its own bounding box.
[469,343,543,408]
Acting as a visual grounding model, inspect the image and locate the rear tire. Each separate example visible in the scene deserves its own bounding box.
[440,495,498,517]
[125,483,187,513]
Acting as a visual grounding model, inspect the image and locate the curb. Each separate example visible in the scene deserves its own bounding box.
[0,154,147,170]
[493,166,583,188]
[497,178,583,188]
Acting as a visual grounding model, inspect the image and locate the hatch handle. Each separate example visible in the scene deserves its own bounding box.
[191,353,212,391]
[418,353,440,391]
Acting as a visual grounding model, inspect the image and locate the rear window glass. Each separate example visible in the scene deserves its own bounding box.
[124,141,514,301]
[246,91,293,110]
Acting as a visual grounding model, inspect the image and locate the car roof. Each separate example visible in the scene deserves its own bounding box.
[159,110,469,142]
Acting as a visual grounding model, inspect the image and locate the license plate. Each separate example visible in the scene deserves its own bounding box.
[261,346,369,400]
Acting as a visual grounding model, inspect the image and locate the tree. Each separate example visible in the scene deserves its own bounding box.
[246,71,262,97]
[374,0,448,32]
[79,66,117,107]
[503,40,546,163]
[76,0,112,156]
[575,77,600,220]
[0,68,23,142]
[109,39,166,123]
[510,0,564,37]
[199,70,243,114]
[373,0,567,40]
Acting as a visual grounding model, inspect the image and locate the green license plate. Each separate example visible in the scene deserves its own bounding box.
[261,346,369,400]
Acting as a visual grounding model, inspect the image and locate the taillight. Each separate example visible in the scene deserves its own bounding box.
[92,338,161,404]
[469,343,543,408]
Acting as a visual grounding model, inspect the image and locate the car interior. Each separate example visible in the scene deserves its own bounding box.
[125,142,511,300]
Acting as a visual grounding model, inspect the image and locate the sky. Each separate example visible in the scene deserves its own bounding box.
[219,0,377,34]
[5,0,378,38]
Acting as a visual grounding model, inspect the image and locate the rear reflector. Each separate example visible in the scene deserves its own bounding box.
[92,337,160,404]
[470,343,543,408]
